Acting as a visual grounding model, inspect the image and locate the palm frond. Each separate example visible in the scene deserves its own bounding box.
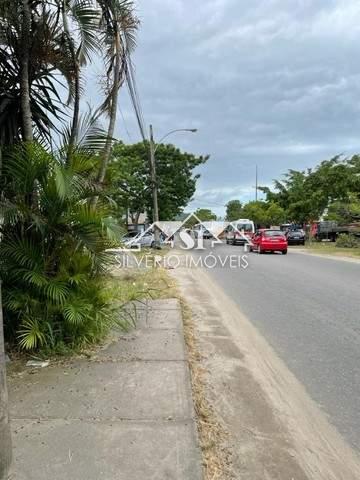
[63,300,92,325]
[70,0,101,64]
[18,317,46,350]
[44,281,69,304]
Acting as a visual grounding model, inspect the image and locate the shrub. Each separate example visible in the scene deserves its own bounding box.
[336,233,360,248]
[0,143,127,351]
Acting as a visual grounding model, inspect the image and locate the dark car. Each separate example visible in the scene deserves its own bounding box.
[286,229,305,245]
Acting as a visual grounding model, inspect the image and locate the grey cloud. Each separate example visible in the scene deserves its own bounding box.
[89,0,360,216]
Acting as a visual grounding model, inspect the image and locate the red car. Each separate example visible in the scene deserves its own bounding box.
[250,229,288,254]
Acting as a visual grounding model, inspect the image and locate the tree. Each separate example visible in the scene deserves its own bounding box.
[108,141,209,223]
[96,0,139,184]
[225,200,243,221]
[0,132,126,351]
[325,195,360,223]
[0,1,68,144]
[20,0,33,141]
[194,208,217,221]
[259,156,359,223]
[59,0,100,161]
[241,201,269,226]
[266,202,286,225]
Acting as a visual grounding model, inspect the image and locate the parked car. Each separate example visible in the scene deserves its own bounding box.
[286,229,305,245]
[250,229,288,254]
[122,231,140,243]
[280,223,303,233]
[192,225,213,239]
[123,231,157,248]
[226,219,255,245]
[202,229,213,239]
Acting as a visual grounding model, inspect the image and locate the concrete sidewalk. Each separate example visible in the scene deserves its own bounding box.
[8,298,202,480]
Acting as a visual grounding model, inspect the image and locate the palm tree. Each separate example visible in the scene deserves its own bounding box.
[96,0,139,184]
[20,0,33,141]
[0,0,101,147]
[58,0,100,161]
[0,117,125,350]
[0,1,70,145]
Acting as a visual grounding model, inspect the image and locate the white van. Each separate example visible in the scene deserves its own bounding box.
[226,219,255,245]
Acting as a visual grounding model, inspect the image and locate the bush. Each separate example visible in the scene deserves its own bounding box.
[336,233,360,248]
[0,143,128,351]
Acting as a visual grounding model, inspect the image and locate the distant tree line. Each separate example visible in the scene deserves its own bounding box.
[226,155,360,226]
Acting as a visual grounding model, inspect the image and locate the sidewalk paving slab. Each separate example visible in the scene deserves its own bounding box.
[8,298,202,480]
[96,328,186,361]
[11,419,199,480]
[10,360,192,421]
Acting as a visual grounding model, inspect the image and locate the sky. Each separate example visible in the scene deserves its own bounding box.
[91,0,360,217]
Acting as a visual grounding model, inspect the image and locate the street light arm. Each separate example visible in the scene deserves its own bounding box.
[154,128,197,154]
[149,124,197,249]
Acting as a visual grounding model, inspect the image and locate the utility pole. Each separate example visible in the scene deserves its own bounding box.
[0,282,12,479]
[255,164,258,202]
[148,125,197,248]
[149,125,160,248]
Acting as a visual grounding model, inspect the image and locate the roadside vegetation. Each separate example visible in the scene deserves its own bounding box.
[225,156,360,242]
[0,0,139,352]
[0,1,206,353]
[301,237,360,259]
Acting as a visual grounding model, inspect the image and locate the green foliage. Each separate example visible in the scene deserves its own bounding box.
[0,0,138,149]
[336,234,360,249]
[325,195,360,223]
[266,202,287,225]
[194,208,217,221]
[108,141,209,222]
[259,156,360,223]
[0,142,127,351]
[240,201,286,227]
[225,200,243,221]
[0,2,68,144]
[0,0,140,354]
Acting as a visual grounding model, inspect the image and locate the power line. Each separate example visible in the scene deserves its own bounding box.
[124,52,147,142]
[119,107,132,142]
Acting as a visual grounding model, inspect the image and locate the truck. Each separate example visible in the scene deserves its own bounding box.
[310,221,360,242]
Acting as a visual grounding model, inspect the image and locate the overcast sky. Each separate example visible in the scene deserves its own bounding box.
[100,0,360,216]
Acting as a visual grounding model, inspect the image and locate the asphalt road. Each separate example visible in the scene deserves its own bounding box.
[193,243,360,451]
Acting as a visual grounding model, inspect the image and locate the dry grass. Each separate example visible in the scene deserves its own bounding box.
[180,299,233,480]
[111,265,178,301]
[295,242,360,259]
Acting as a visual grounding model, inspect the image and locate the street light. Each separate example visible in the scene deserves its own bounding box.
[149,125,198,248]
[154,129,197,154]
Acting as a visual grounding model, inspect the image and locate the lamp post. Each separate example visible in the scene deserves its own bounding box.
[149,125,197,248]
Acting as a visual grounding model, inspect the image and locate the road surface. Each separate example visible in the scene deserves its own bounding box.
[192,243,360,451]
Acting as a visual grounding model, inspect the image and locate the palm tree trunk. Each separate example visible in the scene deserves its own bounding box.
[0,282,12,479]
[20,0,33,142]
[97,32,122,184]
[62,1,80,163]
